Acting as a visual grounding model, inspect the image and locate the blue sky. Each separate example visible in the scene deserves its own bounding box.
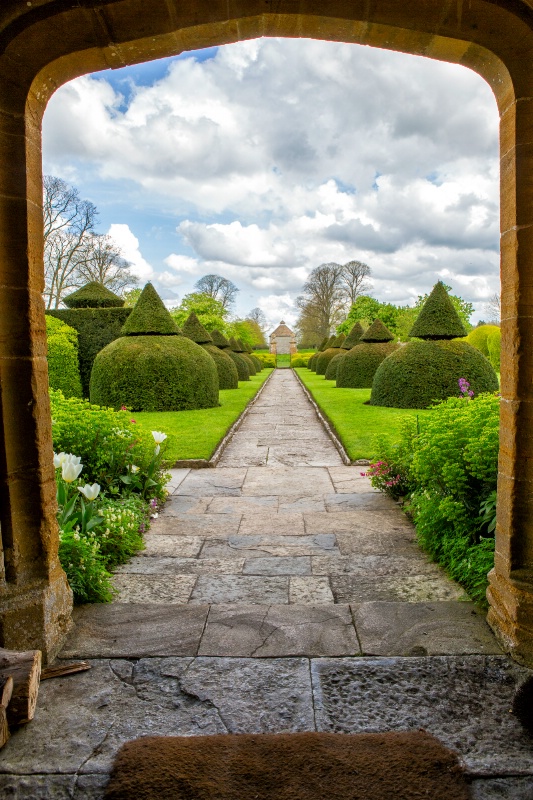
[42,38,500,329]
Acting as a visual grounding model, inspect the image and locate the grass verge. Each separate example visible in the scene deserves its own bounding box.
[134,369,273,462]
[295,368,432,460]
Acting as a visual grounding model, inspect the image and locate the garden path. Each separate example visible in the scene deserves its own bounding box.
[2,370,532,799]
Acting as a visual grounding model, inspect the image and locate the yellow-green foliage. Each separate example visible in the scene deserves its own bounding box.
[90,335,219,411]
[46,316,83,398]
[336,342,399,388]
[487,328,500,371]
[466,325,499,359]
[370,339,499,409]
[255,353,276,368]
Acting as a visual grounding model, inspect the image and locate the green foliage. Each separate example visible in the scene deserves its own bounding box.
[324,351,346,380]
[370,340,499,409]
[95,494,147,570]
[123,287,142,307]
[339,296,401,336]
[360,318,394,343]
[342,322,364,349]
[47,307,132,397]
[487,328,501,372]
[316,347,342,375]
[467,324,501,371]
[227,350,250,380]
[255,353,276,368]
[203,343,239,389]
[409,282,467,340]
[122,283,181,335]
[291,356,307,367]
[365,417,420,500]
[64,281,124,309]
[170,292,228,332]
[59,527,114,603]
[336,342,399,388]
[249,354,263,372]
[46,315,83,398]
[182,311,213,344]
[211,329,231,348]
[307,353,319,371]
[414,282,474,331]
[332,333,346,348]
[241,352,257,375]
[50,390,169,498]
[90,335,219,411]
[228,318,264,348]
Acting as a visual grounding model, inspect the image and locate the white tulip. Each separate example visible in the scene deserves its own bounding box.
[78,483,100,501]
[65,453,82,466]
[151,431,167,444]
[53,452,66,468]
[61,460,83,483]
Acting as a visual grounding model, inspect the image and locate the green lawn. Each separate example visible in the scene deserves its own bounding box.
[295,368,432,460]
[133,369,272,463]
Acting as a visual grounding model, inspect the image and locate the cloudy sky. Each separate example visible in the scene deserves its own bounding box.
[42,37,500,330]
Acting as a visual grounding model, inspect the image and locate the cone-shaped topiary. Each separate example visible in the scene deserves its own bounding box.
[121,283,181,336]
[64,281,125,309]
[370,339,499,409]
[223,336,250,380]
[342,322,364,349]
[250,353,263,371]
[360,318,394,343]
[325,335,336,349]
[332,333,346,348]
[316,347,343,376]
[409,281,467,340]
[230,337,256,374]
[211,329,231,349]
[202,344,239,389]
[181,311,213,344]
[90,282,219,410]
[336,342,399,388]
[318,337,329,351]
[325,351,347,381]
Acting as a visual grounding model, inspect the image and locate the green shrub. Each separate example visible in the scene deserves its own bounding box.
[122,282,181,335]
[46,316,83,398]
[255,353,276,368]
[64,281,125,309]
[360,318,395,343]
[291,357,307,367]
[487,328,501,371]
[308,353,319,371]
[50,389,169,497]
[409,281,467,339]
[59,527,114,603]
[370,340,499,409]
[316,347,342,375]
[227,350,250,380]
[342,322,364,349]
[182,311,213,344]
[95,494,147,569]
[466,324,499,357]
[336,342,399,388]
[90,335,219,411]
[250,354,263,371]
[324,351,346,380]
[203,343,239,389]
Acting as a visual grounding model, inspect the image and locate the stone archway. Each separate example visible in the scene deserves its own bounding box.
[0,0,531,664]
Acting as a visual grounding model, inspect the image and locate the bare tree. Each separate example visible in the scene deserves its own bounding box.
[194,274,239,311]
[246,307,267,333]
[484,292,501,323]
[76,233,138,294]
[341,260,372,305]
[296,262,346,341]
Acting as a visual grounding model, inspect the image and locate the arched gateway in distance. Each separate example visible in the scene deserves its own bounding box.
[270,322,297,356]
[0,0,532,667]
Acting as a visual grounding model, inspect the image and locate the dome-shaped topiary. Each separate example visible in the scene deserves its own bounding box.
[307,353,319,371]
[342,322,364,349]
[121,283,181,336]
[409,281,467,340]
[64,281,125,309]
[230,337,256,375]
[466,324,499,358]
[360,318,394,343]
[370,339,499,409]
[336,342,399,388]
[316,347,343,375]
[202,344,239,389]
[90,335,219,411]
[325,351,346,380]
[487,327,501,371]
[182,311,213,344]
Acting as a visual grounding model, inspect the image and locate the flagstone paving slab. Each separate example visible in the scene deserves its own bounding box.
[242,466,335,495]
[115,556,246,575]
[147,513,242,536]
[175,468,248,495]
[289,576,334,603]
[331,574,467,603]
[243,556,312,575]
[238,512,305,536]
[112,574,197,603]
[60,605,209,658]
[189,575,289,604]
[352,601,503,656]
[198,605,360,657]
[206,495,279,513]
[162,495,212,514]
[141,534,203,557]
[311,554,443,576]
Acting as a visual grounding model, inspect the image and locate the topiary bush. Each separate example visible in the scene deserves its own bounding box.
[409,280,467,339]
[324,351,346,380]
[466,324,499,358]
[316,347,343,375]
[46,315,83,397]
[203,344,239,389]
[229,337,256,376]
[370,340,499,408]
[342,322,364,349]
[336,342,399,388]
[255,353,276,368]
[64,281,125,309]
[487,328,501,372]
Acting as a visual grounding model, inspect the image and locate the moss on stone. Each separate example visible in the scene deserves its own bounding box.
[342,322,364,349]
[64,281,124,309]
[202,343,239,389]
[121,283,181,336]
[336,342,399,388]
[370,339,499,409]
[182,311,213,344]
[90,335,219,411]
[360,318,394,343]
[409,281,467,340]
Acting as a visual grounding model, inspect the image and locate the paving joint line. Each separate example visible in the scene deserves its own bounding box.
[292,370,352,465]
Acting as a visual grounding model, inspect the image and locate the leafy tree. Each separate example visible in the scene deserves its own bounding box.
[338,295,401,336]
[296,262,346,343]
[170,292,228,332]
[227,319,261,348]
[123,287,142,307]
[194,274,239,311]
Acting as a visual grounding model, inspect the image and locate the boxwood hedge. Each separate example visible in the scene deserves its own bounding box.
[336,342,399,388]
[46,315,83,398]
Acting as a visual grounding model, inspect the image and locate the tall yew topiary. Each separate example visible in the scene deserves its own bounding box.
[325,323,365,380]
[371,283,498,408]
[230,337,257,376]
[215,331,250,380]
[183,312,238,389]
[90,283,219,411]
[45,315,83,398]
[336,319,399,388]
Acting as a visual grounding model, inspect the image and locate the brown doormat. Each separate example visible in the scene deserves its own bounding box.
[104,730,470,800]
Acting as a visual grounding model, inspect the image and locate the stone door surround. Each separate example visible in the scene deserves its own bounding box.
[0,0,532,664]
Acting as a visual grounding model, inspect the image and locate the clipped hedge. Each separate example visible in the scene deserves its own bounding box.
[46,315,83,398]
[255,353,276,368]
[47,307,132,397]
[203,343,239,389]
[370,339,499,409]
[227,350,251,380]
[487,328,501,371]
[324,351,346,380]
[64,281,124,309]
[90,335,219,411]
[250,354,263,371]
[316,347,342,375]
[466,324,498,357]
[307,353,319,371]
[336,342,399,388]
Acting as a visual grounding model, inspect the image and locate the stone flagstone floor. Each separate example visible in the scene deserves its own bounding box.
[1,370,532,799]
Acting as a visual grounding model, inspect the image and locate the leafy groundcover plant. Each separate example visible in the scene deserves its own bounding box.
[51,391,170,602]
[367,388,499,606]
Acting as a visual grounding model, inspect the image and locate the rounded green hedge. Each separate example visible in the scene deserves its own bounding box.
[250,354,263,371]
[487,328,501,371]
[307,353,319,371]
[370,339,499,409]
[316,347,342,375]
[336,342,399,388]
[203,343,238,389]
[227,350,250,380]
[241,352,257,376]
[325,351,346,380]
[46,315,83,398]
[90,335,219,411]
[466,325,499,358]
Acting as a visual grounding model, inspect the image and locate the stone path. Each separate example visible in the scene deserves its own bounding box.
[1,370,532,799]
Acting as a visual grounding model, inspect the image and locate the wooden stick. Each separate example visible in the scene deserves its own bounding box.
[41,662,91,680]
[0,648,41,726]
[0,705,8,749]
[0,676,13,708]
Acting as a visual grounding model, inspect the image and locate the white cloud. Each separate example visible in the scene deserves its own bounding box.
[107,224,154,281]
